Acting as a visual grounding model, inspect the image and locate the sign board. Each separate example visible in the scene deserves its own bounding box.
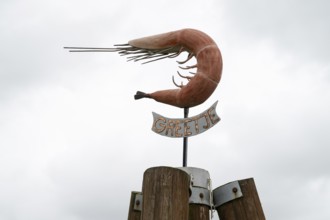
[152,101,220,138]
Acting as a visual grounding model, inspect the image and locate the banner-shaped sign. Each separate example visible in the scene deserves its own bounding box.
[152,101,220,138]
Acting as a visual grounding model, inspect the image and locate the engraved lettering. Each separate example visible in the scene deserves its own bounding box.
[193,116,200,134]
[184,119,193,136]
[202,113,210,129]
[208,107,220,124]
[174,120,183,137]
[151,101,220,138]
[153,117,166,133]
[165,119,175,136]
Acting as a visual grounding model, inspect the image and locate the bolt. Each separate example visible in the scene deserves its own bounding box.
[135,200,140,206]
[232,187,238,193]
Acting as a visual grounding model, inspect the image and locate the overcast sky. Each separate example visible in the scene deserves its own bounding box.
[1,0,329,219]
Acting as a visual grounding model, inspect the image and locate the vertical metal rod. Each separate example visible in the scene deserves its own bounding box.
[183,107,189,167]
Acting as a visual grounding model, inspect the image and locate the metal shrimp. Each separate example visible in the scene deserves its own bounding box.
[65,28,223,108]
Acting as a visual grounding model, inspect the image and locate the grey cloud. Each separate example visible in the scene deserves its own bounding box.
[0,0,329,220]
[221,0,330,63]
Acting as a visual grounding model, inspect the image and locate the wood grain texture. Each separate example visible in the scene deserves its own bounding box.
[141,167,190,220]
[216,178,266,220]
[127,191,142,220]
[189,204,209,220]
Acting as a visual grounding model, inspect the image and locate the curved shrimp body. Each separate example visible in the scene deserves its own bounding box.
[130,29,222,108]
[64,29,222,108]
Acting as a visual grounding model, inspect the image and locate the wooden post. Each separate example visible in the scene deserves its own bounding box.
[128,167,265,220]
[178,167,211,220]
[141,166,190,220]
[189,204,209,220]
[213,178,266,220]
[127,191,142,220]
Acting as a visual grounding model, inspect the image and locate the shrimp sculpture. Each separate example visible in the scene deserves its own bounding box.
[67,28,223,108]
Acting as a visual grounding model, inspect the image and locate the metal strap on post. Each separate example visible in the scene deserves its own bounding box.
[178,167,212,207]
[133,193,143,211]
[213,180,243,208]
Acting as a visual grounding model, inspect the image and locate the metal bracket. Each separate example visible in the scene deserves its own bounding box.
[178,167,210,188]
[133,193,143,211]
[178,167,212,206]
[213,181,243,208]
[189,187,211,206]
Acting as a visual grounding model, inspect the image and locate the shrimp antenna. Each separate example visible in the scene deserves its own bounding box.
[64,45,182,64]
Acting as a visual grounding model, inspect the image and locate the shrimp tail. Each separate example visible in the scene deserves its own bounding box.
[134,91,151,100]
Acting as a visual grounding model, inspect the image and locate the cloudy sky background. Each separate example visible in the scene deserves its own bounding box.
[1,0,329,219]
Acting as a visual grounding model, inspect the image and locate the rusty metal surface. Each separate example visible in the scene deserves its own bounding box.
[65,28,223,108]
[152,101,220,138]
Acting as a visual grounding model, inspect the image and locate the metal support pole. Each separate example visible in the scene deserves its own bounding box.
[183,107,189,167]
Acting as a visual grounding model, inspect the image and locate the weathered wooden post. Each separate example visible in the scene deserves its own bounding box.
[127,191,142,220]
[141,167,190,220]
[213,178,266,220]
[127,167,213,220]
[179,167,212,220]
